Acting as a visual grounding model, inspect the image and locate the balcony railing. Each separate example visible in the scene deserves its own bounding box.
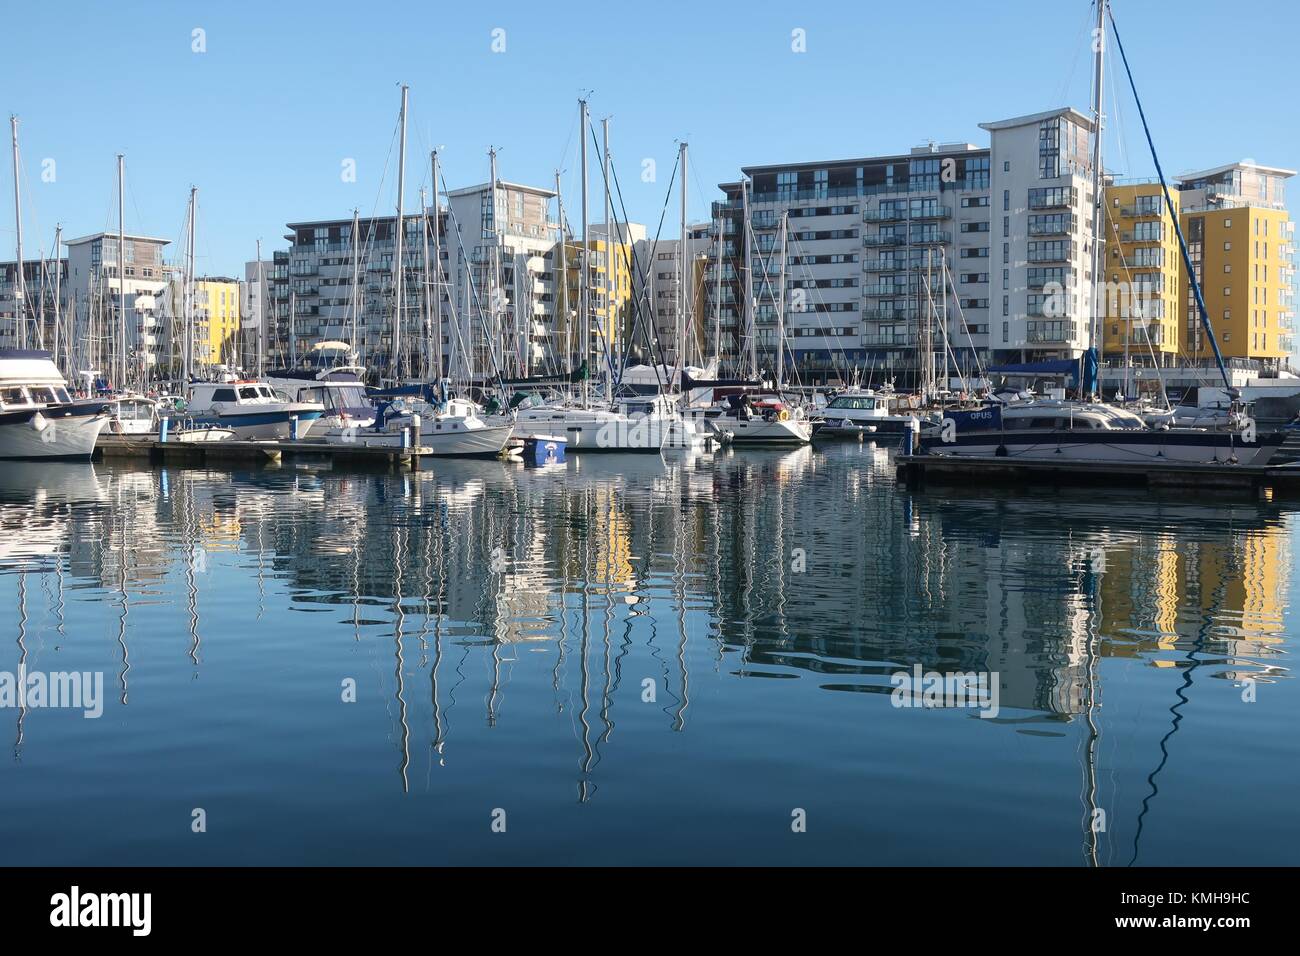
[863,234,906,247]
[1120,203,1164,218]
[862,285,918,297]
[862,258,917,272]
[863,208,908,222]
[863,332,918,347]
[863,307,917,321]
[910,231,951,245]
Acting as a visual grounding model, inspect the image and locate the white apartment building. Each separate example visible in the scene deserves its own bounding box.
[63,232,170,381]
[982,107,1098,363]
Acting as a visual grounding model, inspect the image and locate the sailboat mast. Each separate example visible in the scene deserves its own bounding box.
[255,238,265,377]
[742,180,756,379]
[117,154,127,390]
[10,116,26,350]
[430,151,443,381]
[184,185,197,383]
[713,204,722,370]
[348,211,359,359]
[579,99,590,407]
[488,146,501,377]
[602,117,613,402]
[556,169,570,374]
[1086,0,1108,393]
[53,224,62,373]
[776,212,787,387]
[419,186,432,381]
[678,141,688,377]
[392,83,409,382]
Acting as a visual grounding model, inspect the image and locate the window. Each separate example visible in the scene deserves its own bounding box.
[1224,241,1232,251]
[213,388,237,402]
[1224,218,1232,228]
[1003,190,1010,212]
[1003,161,1010,172]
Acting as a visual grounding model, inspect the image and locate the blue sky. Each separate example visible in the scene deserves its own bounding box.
[3,0,1298,275]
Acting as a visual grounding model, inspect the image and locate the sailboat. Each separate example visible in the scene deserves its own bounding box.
[918,0,1287,467]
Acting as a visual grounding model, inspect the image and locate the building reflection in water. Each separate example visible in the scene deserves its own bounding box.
[0,447,1290,863]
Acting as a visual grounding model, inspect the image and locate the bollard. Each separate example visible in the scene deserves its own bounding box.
[159,416,170,443]
[410,414,421,470]
[289,414,299,441]
[901,425,914,456]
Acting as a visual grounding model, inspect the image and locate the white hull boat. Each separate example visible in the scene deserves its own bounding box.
[0,349,110,461]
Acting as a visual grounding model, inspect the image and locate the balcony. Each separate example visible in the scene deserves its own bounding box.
[863,306,917,321]
[1028,216,1077,237]
[862,284,917,297]
[863,332,918,347]
[910,231,951,246]
[863,258,914,272]
[1120,229,1163,244]
[863,208,908,222]
[863,234,906,247]
[1120,203,1163,218]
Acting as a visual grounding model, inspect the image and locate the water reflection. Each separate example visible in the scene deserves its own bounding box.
[0,446,1292,866]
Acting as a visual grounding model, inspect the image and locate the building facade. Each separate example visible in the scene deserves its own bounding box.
[1175,162,1296,369]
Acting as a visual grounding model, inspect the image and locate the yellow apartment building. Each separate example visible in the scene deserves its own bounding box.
[195,277,241,365]
[1175,163,1296,369]
[1100,181,1181,366]
[561,229,636,367]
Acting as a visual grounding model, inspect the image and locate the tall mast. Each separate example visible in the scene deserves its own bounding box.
[579,99,590,407]
[10,116,26,349]
[940,247,951,399]
[349,211,360,358]
[742,180,756,379]
[419,186,432,381]
[1086,0,1108,388]
[488,146,501,376]
[430,151,443,381]
[678,141,688,377]
[255,238,265,376]
[289,290,297,367]
[776,212,788,387]
[712,205,722,370]
[556,169,570,374]
[117,154,127,390]
[53,225,62,373]
[602,116,613,403]
[392,83,409,382]
[184,185,197,382]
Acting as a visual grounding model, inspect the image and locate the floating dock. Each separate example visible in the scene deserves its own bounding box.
[96,435,432,470]
[896,453,1300,496]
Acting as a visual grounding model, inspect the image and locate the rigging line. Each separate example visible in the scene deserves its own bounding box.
[605,131,678,391]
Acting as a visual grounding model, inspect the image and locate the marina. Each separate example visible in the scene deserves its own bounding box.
[1,0,1298,904]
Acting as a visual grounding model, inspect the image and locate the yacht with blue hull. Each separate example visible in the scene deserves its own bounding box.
[184,381,324,441]
[0,349,110,460]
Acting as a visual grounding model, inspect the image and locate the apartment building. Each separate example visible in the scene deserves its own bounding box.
[0,257,66,350]
[1099,181,1181,367]
[443,180,559,381]
[982,107,1099,366]
[1175,162,1296,369]
[559,222,642,373]
[63,232,170,381]
[713,145,991,386]
[633,226,713,369]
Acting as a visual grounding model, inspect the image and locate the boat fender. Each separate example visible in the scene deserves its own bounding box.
[30,412,48,432]
[777,409,790,422]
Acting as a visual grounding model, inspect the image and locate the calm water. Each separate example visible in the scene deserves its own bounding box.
[0,444,1296,866]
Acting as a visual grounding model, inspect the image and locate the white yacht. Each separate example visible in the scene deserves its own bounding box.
[510,394,707,452]
[185,380,325,440]
[919,399,1285,466]
[812,388,925,437]
[698,394,812,445]
[0,349,111,461]
[264,364,375,436]
[327,396,513,457]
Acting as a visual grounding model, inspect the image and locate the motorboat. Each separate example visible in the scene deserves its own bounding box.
[328,396,514,458]
[184,380,324,441]
[812,388,923,438]
[0,349,111,461]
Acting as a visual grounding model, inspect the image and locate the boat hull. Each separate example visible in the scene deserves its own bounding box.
[187,408,323,441]
[719,416,812,445]
[510,411,695,452]
[918,430,1286,466]
[0,405,109,461]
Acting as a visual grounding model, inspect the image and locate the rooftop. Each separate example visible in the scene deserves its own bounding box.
[979,106,1095,133]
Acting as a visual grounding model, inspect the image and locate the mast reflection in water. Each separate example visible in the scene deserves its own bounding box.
[0,445,1295,865]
